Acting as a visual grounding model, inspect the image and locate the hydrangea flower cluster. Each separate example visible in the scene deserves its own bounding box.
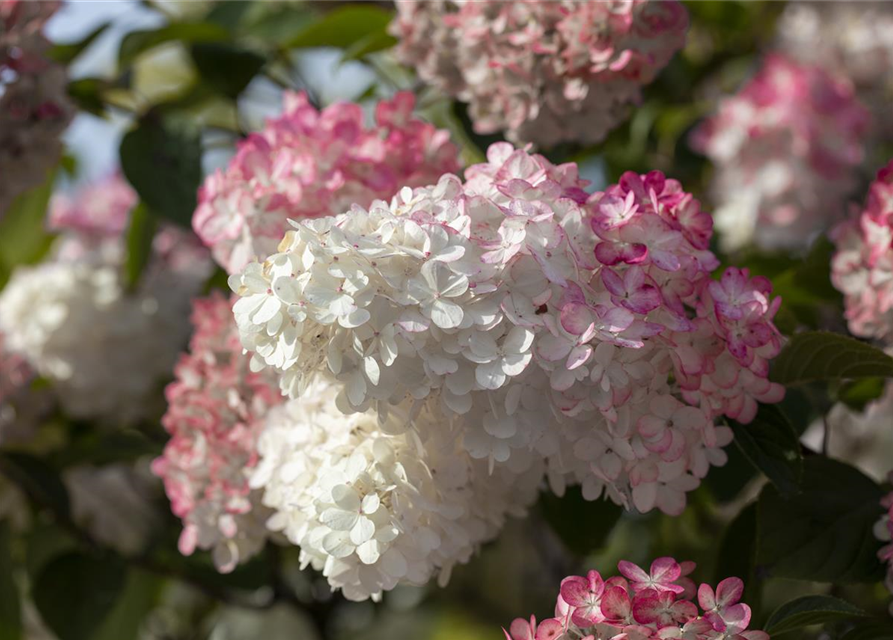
[390,0,688,147]
[692,54,869,252]
[230,142,784,529]
[0,176,211,424]
[193,91,460,274]
[153,294,284,573]
[877,473,893,616]
[0,330,37,443]
[0,0,73,215]
[251,377,542,602]
[776,1,893,142]
[504,558,768,640]
[831,160,893,342]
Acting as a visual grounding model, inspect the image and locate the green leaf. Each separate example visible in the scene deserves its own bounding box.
[0,523,22,640]
[49,23,110,64]
[837,377,887,412]
[67,77,111,117]
[770,332,893,386]
[539,487,623,556]
[32,552,126,640]
[0,175,56,288]
[190,42,266,99]
[341,30,398,62]
[285,5,394,49]
[766,595,869,635]
[715,503,760,620]
[756,457,885,583]
[0,453,70,520]
[92,570,164,640]
[118,22,230,68]
[729,404,802,497]
[842,620,893,640]
[120,115,202,228]
[123,202,157,290]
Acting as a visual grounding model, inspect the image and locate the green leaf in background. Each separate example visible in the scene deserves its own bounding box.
[32,552,126,640]
[837,377,887,413]
[0,453,70,521]
[539,486,623,556]
[118,22,230,68]
[49,23,110,64]
[67,77,111,117]
[756,457,885,584]
[285,4,394,49]
[92,570,164,640]
[120,115,202,228]
[770,332,893,386]
[729,403,802,497]
[0,175,56,289]
[715,503,758,611]
[123,202,157,291]
[341,30,398,62]
[766,595,869,636]
[0,523,22,640]
[190,42,266,99]
[841,620,893,640]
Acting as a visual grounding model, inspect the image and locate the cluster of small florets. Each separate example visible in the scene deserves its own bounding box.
[0,176,210,424]
[877,473,893,616]
[193,91,460,274]
[153,294,284,573]
[230,142,784,530]
[692,54,868,252]
[776,1,893,143]
[831,160,893,342]
[504,558,768,640]
[250,377,542,602]
[390,0,688,147]
[0,0,73,214]
[0,330,38,443]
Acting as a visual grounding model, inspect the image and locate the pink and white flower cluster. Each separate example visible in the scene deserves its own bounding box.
[692,54,868,252]
[877,473,893,616]
[776,2,893,143]
[504,558,768,640]
[0,330,38,443]
[0,176,210,424]
[0,0,73,214]
[153,294,284,573]
[230,142,784,531]
[831,160,893,342]
[193,91,460,274]
[390,0,688,147]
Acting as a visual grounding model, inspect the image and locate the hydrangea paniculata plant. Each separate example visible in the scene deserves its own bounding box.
[230,142,784,532]
[192,91,460,274]
[831,159,893,342]
[0,176,211,424]
[153,294,284,572]
[504,558,768,640]
[692,54,868,252]
[0,0,73,215]
[390,0,688,147]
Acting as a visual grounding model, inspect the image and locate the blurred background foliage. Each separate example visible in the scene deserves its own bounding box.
[1,1,892,639]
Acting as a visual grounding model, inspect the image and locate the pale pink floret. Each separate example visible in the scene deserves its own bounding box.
[193,91,460,273]
[831,160,893,343]
[391,0,688,147]
[153,294,284,572]
[48,173,135,237]
[505,559,768,640]
[693,54,868,251]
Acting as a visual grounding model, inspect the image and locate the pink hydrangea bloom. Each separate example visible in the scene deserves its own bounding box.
[391,0,688,147]
[831,160,893,342]
[0,0,73,215]
[505,559,768,640]
[48,173,136,237]
[192,91,460,274]
[877,472,893,616]
[692,54,868,251]
[153,293,284,573]
[231,142,784,518]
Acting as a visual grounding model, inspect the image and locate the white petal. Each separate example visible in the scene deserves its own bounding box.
[320,508,359,531]
[332,484,361,511]
[428,298,464,329]
[322,531,355,558]
[380,547,408,578]
[350,516,376,545]
[361,493,381,514]
[363,356,381,385]
[356,539,380,564]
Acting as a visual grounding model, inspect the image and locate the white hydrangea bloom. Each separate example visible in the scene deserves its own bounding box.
[251,378,541,602]
[0,253,203,424]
